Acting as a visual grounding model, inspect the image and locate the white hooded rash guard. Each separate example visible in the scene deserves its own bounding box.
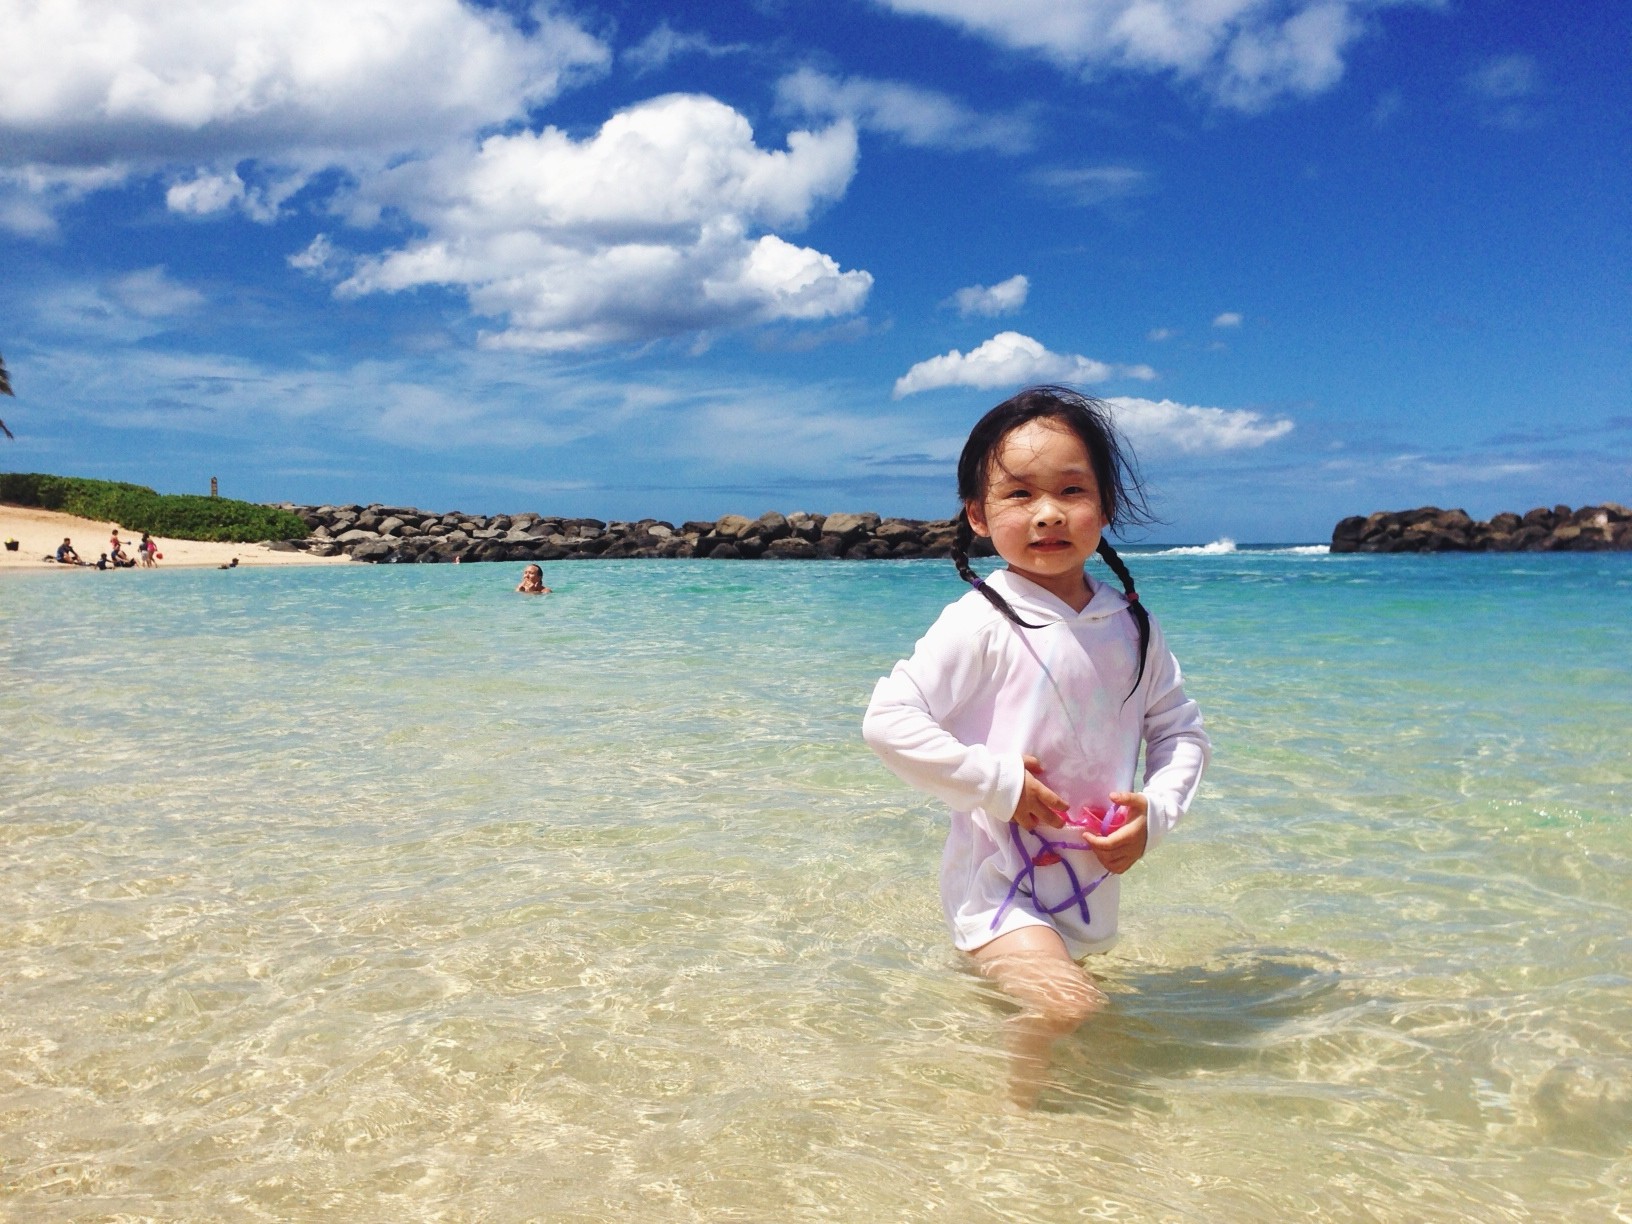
[862,568,1210,957]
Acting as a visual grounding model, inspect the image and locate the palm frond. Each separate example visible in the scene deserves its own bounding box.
[1,352,14,437]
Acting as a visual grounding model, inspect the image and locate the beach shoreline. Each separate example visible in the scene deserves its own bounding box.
[0,503,352,572]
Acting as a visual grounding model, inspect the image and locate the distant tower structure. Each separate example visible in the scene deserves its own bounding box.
[210,476,218,498]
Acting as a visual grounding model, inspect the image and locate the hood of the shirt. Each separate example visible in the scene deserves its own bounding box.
[982,567,1130,624]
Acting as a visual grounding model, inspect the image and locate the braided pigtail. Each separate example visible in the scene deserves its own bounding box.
[1096,538,1150,699]
[953,509,1043,629]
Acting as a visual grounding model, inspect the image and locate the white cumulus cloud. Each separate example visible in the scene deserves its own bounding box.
[1105,395,1294,452]
[287,234,344,280]
[872,0,1403,111]
[332,95,872,351]
[165,172,249,218]
[0,0,609,223]
[1213,311,1243,327]
[892,331,1153,398]
[950,275,1029,317]
[1,5,876,348]
[775,68,1033,152]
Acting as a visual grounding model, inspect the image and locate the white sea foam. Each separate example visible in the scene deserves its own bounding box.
[1154,537,1237,556]
[1147,539,1330,556]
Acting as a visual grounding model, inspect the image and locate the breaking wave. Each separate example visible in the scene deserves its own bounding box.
[1148,539,1330,557]
[1155,538,1238,556]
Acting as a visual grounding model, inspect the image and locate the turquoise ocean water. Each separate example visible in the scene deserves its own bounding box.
[2,549,1629,1221]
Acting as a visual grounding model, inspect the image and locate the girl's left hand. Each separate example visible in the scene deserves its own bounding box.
[1083,792,1148,874]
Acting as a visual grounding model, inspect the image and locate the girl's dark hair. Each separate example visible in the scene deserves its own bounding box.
[950,385,1154,696]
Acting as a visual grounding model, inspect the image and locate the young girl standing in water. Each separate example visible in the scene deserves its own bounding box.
[862,386,1210,1104]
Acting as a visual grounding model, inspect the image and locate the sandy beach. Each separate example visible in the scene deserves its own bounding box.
[0,503,348,572]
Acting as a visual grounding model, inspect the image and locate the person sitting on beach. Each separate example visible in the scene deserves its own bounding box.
[516,564,551,594]
[218,557,239,570]
[862,386,1209,1108]
[55,538,82,565]
[95,553,109,570]
[110,537,133,567]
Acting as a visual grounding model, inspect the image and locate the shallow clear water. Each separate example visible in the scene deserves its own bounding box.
[2,552,1629,1221]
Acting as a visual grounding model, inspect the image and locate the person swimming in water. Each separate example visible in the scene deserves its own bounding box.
[516,564,551,594]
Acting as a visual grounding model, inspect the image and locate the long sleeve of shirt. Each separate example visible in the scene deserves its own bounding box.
[862,611,1026,824]
[1131,617,1210,848]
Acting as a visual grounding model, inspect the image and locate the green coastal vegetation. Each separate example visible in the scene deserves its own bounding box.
[0,473,309,544]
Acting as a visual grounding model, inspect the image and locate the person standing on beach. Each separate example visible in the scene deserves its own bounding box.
[862,386,1209,1107]
[139,532,157,567]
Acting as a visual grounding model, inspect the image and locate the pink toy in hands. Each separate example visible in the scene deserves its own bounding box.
[1058,803,1130,836]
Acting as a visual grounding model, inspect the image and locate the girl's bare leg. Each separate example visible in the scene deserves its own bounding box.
[969,925,1105,1108]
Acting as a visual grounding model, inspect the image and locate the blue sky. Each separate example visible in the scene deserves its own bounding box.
[2,0,1626,542]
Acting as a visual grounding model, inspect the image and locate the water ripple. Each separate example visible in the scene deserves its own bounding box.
[2,556,1629,1220]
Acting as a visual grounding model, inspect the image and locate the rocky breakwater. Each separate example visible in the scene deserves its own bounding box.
[270,504,992,564]
[1331,504,1632,553]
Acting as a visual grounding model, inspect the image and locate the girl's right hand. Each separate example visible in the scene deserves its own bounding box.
[1012,756,1067,831]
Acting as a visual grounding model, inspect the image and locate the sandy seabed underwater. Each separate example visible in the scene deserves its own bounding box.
[2,549,1629,1222]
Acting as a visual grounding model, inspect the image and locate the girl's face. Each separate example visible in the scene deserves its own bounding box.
[522,566,542,587]
[966,418,1105,609]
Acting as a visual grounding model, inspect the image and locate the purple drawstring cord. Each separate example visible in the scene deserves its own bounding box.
[990,821,1111,931]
